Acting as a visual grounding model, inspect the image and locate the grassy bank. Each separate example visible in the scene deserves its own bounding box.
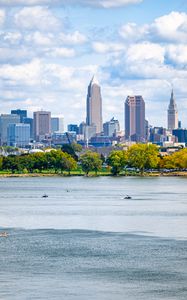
[0,170,187,177]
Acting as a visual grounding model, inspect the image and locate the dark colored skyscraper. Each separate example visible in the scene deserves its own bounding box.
[125,95,145,142]
[11,109,27,122]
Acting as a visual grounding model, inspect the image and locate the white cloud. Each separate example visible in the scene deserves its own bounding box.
[0,0,143,8]
[0,9,5,27]
[126,42,165,64]
[0,47,33,62]
[59,31,87,45]
[119,11,187,43]
[49,47,75,58]
[151,11,187,43]
[119,22,148,41]
[14,6,60,31]
[3,32,22,44]
[166,44,187,65]
[96,0,142,8]
[25,31,53,46]
[0,59,44,86]
[92,41,126,54]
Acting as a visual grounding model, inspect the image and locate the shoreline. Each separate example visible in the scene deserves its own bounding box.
[0,172,187,178]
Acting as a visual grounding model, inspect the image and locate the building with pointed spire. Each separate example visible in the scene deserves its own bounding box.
[168,90,178,132]
[86,76,103,134]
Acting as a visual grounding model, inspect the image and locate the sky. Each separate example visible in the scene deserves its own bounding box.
[0,0,187,130]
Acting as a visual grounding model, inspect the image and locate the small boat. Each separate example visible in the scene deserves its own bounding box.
[0,232,8,237]
[124,195,132,199]
[42,194,48,198]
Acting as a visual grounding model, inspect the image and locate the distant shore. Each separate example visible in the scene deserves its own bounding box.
[0,172,187,177]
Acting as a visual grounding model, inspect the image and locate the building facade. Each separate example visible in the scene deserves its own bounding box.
[86,76,103,134]
[0,114,20,145]
[67,124,79,134]
[172,129,187,144]
[11,109,27,122]
[33,111,51,142]
[8,123,30,147]
[125,95,145,142]
[51,117,59,133]
[168,90,178,132]
[23,117,33,139]
[103,117,120,137]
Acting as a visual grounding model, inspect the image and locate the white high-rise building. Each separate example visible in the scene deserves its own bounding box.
[168,90,178,132]
[86,76,103,134]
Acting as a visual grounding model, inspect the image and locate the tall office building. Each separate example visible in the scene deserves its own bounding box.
[0,114,20,145]
[8,123,30,147]
[125,95,145,142]
[33,111,51,142]
[11,109,27,122]
[168,90,178,132]
[86,76,103,134]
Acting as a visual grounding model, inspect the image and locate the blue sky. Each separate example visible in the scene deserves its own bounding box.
[0,0,187,130]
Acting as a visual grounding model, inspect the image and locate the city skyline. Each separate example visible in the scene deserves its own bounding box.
[0,0,187,129]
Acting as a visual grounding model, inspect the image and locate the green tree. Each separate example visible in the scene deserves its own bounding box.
[107,150,127,175]
[79,151,102,175]
[60,152,77,174]
[127,144,159,174]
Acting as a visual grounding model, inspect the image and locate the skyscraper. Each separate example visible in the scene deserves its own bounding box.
[125,95,145,142]
[0,114,20,145]
[33,111,51,142]
[167,90,178,131]
[86,76,103,134]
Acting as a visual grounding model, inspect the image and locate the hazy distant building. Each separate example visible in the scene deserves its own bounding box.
[125,95,145,142]
[168,90,178,132]
[79,122,86,135]
[103,117,120,137]
[8,123,30,147]
[86,76,103,134]
[0,114,20,145]
[33,111,51,142]
[11,109,27,122]
[84,124,97,141]
[51,117,59,133]
[23,117,33,139]
[58,117,64,133]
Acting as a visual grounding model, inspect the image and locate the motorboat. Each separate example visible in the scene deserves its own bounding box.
[42,194,48,198]
[124,195,132,199]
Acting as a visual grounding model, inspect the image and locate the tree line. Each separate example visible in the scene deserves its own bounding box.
[0,144,187,175]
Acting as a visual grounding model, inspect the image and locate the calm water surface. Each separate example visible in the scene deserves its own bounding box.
[0,176,187,299]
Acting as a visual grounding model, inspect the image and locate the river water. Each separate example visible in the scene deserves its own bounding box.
[0,176,187,299]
